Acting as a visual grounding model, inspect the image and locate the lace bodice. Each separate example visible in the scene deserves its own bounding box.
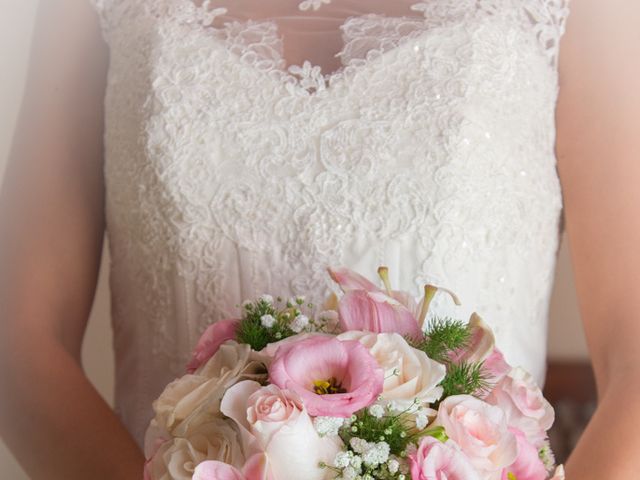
[89,0,570,448]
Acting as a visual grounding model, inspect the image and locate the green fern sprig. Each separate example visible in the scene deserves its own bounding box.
[415,316,472,363]
[438,361,491,399]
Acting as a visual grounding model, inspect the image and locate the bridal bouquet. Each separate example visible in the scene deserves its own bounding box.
[143,266,565,480]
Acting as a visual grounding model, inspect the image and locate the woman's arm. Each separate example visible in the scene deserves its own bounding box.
[555,0,640,477]
[0,1,144,478]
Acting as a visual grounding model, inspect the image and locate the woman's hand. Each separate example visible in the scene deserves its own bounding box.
[556,0,640,477]
[0,1,144,478]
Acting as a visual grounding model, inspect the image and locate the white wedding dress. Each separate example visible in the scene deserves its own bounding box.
[89,0,570,449]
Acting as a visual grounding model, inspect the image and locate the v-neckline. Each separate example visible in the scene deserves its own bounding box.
[175,0,431,97]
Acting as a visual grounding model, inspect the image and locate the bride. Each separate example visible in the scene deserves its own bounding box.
[0,0,638,478]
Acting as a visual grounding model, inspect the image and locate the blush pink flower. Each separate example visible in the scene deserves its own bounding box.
[193,453,273,480]
[327,266,381,291]
[328,266,422,339]
[337,290,423,339]
[482,348,512,384]
[260,332,334,358]
[193,461,245,480]
[448,314,511,386]
[186,319,240,373]
[221,381,342,480]
[434,395,518,475]
[485,367,554,448]
[449,313,498,364]
[409,437,481,480]
[501,428,548,480]
[268,335,384,417]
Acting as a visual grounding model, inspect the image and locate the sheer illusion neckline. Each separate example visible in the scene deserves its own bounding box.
[176,0,432,96]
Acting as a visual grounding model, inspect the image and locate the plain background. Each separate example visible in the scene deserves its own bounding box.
[0,1,589,477]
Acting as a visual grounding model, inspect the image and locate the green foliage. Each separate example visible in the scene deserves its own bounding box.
[333,407,450,479]
[340,408,417,456]
[422,425,448,443]
[409,316,492,402]
[416,317,472,363]
[235,298,296,351]
[439,361,491,399]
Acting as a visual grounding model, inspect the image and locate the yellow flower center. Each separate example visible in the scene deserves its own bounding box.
[313,377,347,395]
[507,473,517,480]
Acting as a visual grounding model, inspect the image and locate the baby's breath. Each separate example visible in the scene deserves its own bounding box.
[234,293,329,350]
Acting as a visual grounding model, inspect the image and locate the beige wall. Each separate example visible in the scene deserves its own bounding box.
[0,1,588,477]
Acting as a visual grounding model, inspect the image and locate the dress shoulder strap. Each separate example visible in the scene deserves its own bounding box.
[522,0,571,68]
[88,0,152,43]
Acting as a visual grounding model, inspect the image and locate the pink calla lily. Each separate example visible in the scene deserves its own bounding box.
[449,313,496,364]
[328,266,425,339]
[327,265,464,341]
[337,289,423,339]
[327,266,382,292]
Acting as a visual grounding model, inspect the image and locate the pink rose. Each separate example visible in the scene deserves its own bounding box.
[186,319,240,373]
[327,266,423,339]
[485,367,554,448]
[483,348,511,384]
[409,436,481,480]
[221,381,342,480]
[193,461,244,480]
[268,335,384,417]
[434,395,518,475]
[501,428,548,480]
[193,453,273,480]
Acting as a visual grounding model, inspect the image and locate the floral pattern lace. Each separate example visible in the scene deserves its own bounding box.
[298,0,332,12]
[89,0,570,448]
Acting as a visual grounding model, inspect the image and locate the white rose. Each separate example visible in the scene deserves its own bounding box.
[337,331,446,408]
[144,418,245,480]
[550,465,565,480]
[221,380,343,480]
[150,341,267,437]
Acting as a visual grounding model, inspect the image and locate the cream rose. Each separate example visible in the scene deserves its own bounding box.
[150,341,268,437]
[485,367,554,448]
[337,331,446,408]
[434,395,518,476]
[221,380,343,480]
[144,418,245,480]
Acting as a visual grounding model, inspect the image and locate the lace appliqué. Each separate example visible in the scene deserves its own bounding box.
[287,61,328,95]
[298,0,332,11]
[87,0,571,449]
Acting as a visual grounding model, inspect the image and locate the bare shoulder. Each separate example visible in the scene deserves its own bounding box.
[0,0,110,360]
[555,0,640,386]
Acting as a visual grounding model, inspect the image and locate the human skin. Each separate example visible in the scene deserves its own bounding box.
[555,1,640,478]
[0,0,638,479]
[0,1,144,479]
